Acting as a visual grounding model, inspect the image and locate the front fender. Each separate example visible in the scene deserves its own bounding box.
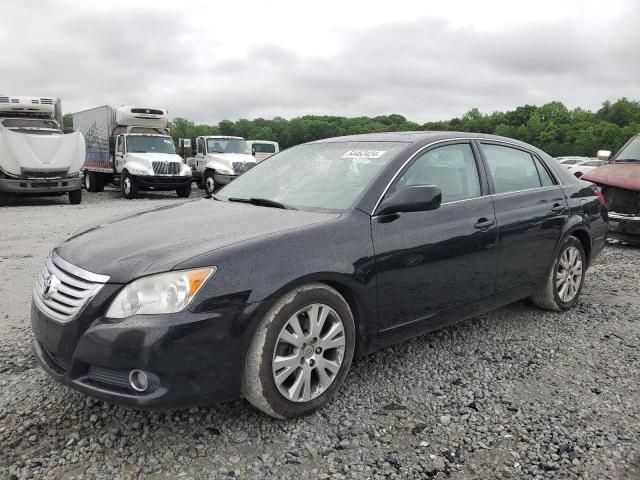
[204,159,233,175]
[123,159,153,176]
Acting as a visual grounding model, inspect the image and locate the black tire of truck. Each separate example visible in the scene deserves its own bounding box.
[177,183,192,198]
[203,171,216,196]
[122,172,139,199]
[69,189,82,205]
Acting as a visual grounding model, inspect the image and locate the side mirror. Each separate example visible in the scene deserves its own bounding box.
[377,185,442,216]
[597,150,611,161]
[109,137,115,155]
[251,145,256,156]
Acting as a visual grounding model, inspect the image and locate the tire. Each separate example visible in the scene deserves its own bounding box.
[243,283,356,419]
[69,189,82,205]
[531,235,586,311]
[203,170,216,196]
[121,172,139,199]
[176,183,192,198]
[84,171,97,192]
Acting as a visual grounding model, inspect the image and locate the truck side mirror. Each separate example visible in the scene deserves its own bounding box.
[251,145,256,156]
[597,150,611,161]
[109,137,115,155]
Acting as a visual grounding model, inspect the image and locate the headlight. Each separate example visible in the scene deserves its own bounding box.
[128,167,152,176]
[105,267,216,318]
[218,167,234,175]
[180,165,192,176]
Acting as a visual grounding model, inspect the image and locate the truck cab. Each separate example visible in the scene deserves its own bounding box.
[190,136,256,195]
[0,95,84,205]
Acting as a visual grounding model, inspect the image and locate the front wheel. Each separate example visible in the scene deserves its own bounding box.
[122,172,139,199]
[203,171,216,196]
[176,183,192,198]
[243,283,356,419]
[531,235,586,311]
[69,189,82,205]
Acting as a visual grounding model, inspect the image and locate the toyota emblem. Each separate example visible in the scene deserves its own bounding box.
[42,274,60,300]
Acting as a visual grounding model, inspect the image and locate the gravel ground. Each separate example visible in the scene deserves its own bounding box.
[1,190,639,480]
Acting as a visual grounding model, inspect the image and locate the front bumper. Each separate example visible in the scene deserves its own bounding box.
[31,294,267,409]
[213,173,238,186]
[608,211,640,244]
[0,176,82,193]
[134,175,192,190]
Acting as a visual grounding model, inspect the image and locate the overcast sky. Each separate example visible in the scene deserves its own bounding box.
[2,0,639,124]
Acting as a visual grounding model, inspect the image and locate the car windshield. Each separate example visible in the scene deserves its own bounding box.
[127,136,176,154]
[207,138,250,154]
[217,141,408,211]
[614,136,640,162]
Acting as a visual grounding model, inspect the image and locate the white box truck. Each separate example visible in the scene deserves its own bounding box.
[0,95,84,205]
[187,136,256,195]
[73,106,192,199]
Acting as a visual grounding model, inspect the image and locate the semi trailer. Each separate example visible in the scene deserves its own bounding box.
[0,95,84,205]
[73,106,192,199]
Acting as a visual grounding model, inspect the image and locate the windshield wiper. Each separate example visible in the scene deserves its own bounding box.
[228,197,295,210]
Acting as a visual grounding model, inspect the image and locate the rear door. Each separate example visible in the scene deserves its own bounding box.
[372,141,498,335]
[477,142,568,292]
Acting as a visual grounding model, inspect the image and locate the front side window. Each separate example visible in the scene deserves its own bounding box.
[117,137,125,154]
[397,143,481,203]
[482,144,542,194]
[207,138,250,154]
[218,141,408,211]
[126,136,176,154]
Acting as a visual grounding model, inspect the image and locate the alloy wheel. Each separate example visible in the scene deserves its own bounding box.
[272,303,346,402]
[556,245,583,302]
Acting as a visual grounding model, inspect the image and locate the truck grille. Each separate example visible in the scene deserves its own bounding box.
[21,168,69,179]
[232,162,255,175]
[33,254,110,323]
[152,161,181,175]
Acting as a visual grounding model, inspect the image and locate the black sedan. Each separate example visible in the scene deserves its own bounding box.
[31,132,608,418]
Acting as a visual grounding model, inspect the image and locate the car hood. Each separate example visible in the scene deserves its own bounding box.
[582,162,640,191]
[55,199,339,283]
[126,152,183,164]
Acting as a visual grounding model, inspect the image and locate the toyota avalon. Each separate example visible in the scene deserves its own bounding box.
[31,132,608,418]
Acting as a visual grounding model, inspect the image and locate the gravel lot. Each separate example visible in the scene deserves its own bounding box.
[1,190,639,480]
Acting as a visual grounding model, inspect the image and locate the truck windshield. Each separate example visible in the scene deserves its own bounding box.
[127,136,176,154]
[217,141,408,211]
[614,136,640,162]
[207,138,249,154]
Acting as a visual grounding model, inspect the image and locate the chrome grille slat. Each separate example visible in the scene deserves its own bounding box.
[151,161,181,175]
[33,254,110,323]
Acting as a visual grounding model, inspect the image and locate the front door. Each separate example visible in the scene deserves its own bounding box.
[115,135,125,173]
[372,142,498,336]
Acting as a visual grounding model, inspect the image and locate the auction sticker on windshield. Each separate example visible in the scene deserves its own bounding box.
[342,150,387,159]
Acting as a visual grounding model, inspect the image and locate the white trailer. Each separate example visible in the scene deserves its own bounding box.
[0,95,84,205]
[73,106,192,199]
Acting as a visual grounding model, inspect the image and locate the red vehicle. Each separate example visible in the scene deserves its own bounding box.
[583,135,640,244]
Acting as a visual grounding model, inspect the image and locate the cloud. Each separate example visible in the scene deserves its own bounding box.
[1,0,639,123]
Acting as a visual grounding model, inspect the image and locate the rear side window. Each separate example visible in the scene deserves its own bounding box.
[481,144,542,194]
[254,143,276,153]
[533,157,556,187]
[397,143,481,203]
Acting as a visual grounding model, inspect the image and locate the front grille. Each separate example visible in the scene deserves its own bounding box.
[87,366,131,390]
[232,162,255,175]
[152,161,181,175]
[40,98,53,105]
[22,168,68,179]
[0,96,8,103]
[33,254,110,323]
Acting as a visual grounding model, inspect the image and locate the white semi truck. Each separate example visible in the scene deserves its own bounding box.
[73,106,192,199]
[0,95,84,205]
[188,136,256,195]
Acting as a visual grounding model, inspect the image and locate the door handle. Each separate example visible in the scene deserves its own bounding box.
[473,218,495,230]
[551,203,564,213]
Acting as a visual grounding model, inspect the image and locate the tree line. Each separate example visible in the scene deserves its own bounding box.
[65,98,640,157]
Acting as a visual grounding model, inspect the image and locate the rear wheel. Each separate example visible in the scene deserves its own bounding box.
[84,172,96,192]
[69,189,82,205]
[531,235,585,311]
[243,283,355,419]
[203,171,216,196]
[122,172,139,199]
[176,183,192,198]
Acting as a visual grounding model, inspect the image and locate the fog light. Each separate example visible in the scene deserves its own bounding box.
[129,369,149,392]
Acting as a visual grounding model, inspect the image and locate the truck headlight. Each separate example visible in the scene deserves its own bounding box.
[128,167,152,176]
[218,167,234,175]
[180,164,192,176]
[105,268,216,318]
